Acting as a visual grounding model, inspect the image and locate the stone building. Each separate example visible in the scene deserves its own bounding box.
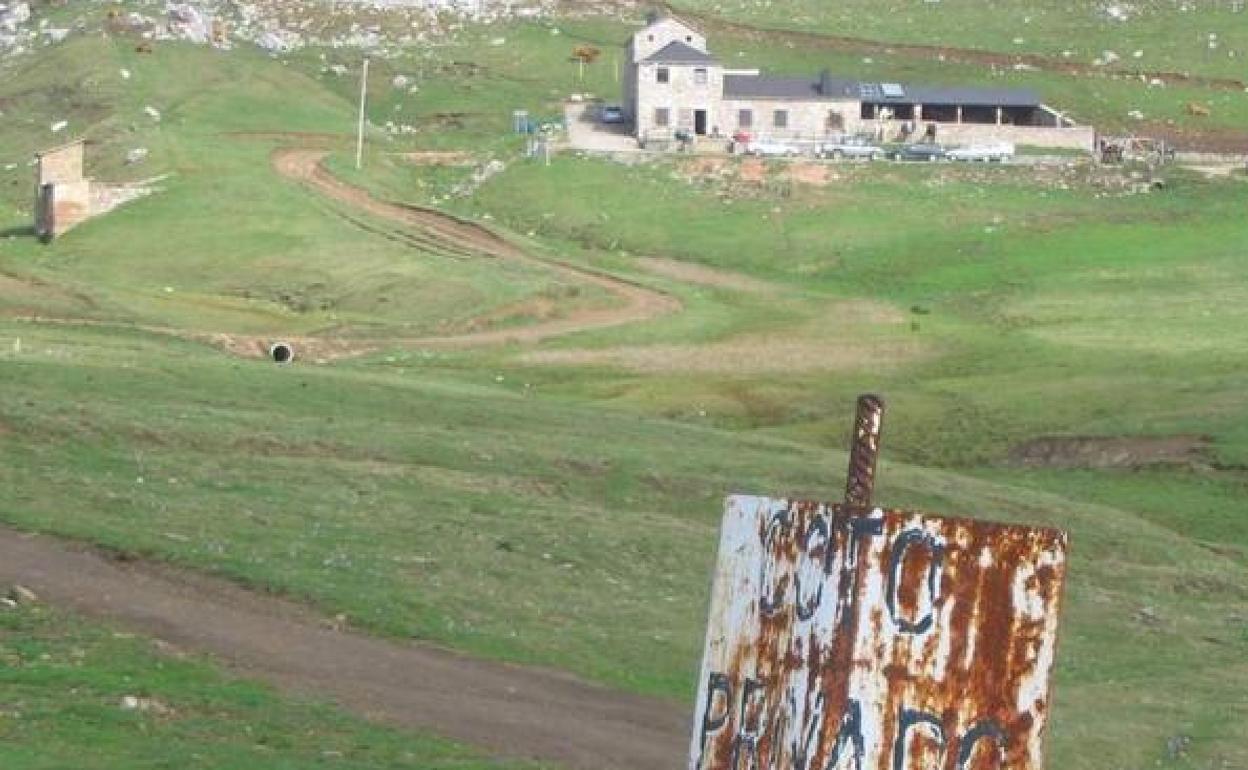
[34,140,92,240]
[33,140,159,241]
[622,15,1095,152]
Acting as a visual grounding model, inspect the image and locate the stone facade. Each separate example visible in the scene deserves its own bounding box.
[33,140,159,241]
[34,141,91,240]
[623,16,1094,153]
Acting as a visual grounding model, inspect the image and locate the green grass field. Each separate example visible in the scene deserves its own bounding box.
[667,0,1248,82]
[0,602,539,769]
[2,1,1248,768]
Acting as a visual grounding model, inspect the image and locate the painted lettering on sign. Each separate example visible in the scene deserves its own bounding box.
[689,496,1067,770]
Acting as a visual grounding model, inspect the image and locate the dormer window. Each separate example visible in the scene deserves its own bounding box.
[657,67,670,84]
[685,35,692,42]
[694,68,707,85]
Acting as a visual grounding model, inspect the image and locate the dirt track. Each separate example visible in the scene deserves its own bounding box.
[0,526,690,769]
[271,148,681,351]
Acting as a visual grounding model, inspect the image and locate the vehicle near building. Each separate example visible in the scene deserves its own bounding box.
[599,104,626,124]
[947,141,1016,162]
[745,139,799,157]
[818,135,885,160]
[892,143,948,162]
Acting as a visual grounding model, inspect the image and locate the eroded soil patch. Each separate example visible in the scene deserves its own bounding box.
[1008,434,1213,470]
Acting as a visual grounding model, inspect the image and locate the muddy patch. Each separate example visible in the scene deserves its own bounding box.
[396,151,475,167]
[634,257,779,295]
[1008,434,1213,470]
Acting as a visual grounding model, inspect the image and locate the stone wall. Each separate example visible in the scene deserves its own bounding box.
[630,17,704,62]
[718,98,862,140]
[636,61,724,140]
[36,142,84,186]
[36,179,91,240]
[876,121,1097,152]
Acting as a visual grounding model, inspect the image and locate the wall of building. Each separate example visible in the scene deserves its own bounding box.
[36,142,84,186]
[873,121,1097,151]
[636,61,724,140]
[631,17,704,62]
[35,179,91,240]
[718,98,862,140]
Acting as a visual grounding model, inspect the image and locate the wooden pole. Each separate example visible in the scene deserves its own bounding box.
[355,57,369,171]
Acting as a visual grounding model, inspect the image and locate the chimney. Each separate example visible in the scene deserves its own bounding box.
[820,68,835,96]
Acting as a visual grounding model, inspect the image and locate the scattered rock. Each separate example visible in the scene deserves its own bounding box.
[8,584,37,604]
[119,67,131,80]
[119,695,173,715]
[144,105,161,121]
[125,147,148,164]
[1166,734,1191,760]
[391,73,408,89]
[0,597,17,611]
[49,119,67,133]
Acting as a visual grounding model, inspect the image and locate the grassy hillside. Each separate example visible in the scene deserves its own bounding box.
[1,2,1246,769]
[666,0,1248,82]
[0,603,538,769]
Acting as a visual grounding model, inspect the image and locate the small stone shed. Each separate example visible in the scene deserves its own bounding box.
[34,139,92,240]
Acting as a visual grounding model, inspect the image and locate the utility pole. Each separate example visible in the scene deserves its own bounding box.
[355,57,369,170]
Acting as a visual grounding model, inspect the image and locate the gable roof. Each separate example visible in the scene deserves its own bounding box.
[724,74,858,100]
[642,40,717,65]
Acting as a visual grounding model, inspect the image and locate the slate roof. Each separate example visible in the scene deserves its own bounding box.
[642,40,717,65]
[724,74,858,100]
[723,74,1040,107]
[863,82,1041,107]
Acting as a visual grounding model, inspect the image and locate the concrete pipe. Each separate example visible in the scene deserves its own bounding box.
[269,342,294,364]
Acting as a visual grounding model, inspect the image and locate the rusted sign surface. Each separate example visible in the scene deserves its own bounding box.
[690,496,1068,770]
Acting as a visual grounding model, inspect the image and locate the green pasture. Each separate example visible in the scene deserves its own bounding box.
[0,603,539,769]
[0,3,1246,769]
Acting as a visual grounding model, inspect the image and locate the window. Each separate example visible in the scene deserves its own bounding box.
[685,35,693,42]
[738,109,753,129]
[773,110,788,129]
[655,108,670,127]
[694,68,708,85]
[657,67,670,84]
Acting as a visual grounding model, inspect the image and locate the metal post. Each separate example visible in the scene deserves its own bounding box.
[844,394,885,509]
[355,57,369,170]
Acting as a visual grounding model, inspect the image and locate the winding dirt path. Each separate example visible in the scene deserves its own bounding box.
[0,526,689,769]
[270,148,680,352]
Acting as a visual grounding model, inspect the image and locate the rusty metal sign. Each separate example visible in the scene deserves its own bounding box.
[689,496,1068,770]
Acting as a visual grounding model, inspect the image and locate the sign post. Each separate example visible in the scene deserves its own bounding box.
[688,396,1068,770]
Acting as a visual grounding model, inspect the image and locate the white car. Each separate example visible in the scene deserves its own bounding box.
[747,140,799,157]
[819,136,885,161]
[947,142,1015,162]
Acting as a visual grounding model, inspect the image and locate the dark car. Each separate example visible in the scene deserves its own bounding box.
[599,105,626,124]
[892,143,947,162]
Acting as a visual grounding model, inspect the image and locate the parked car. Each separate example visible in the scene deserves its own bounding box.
[599,104,626,124]
[747,140,799,157]
[892,143,948,162]
[946,142,1015,162]
[819,136,885,161]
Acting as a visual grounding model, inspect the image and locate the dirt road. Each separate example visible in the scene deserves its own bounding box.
[271,148,680,351]
[0,526,690,769]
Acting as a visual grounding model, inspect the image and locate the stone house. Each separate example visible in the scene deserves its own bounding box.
[622,15,1095,152]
